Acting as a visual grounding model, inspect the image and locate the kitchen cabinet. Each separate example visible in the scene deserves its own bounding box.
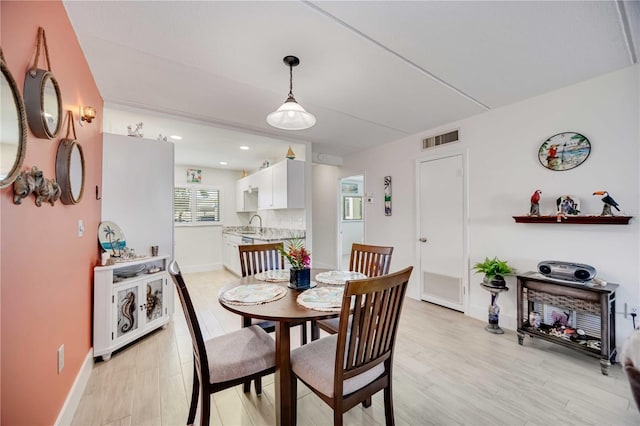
[223,234,244,275]
[93,255,172,361]
[236,160,305,210]
[259,159,304,209]
[236,176,258,212]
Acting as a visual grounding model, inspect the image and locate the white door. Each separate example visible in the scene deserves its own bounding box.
[418,154,465,311]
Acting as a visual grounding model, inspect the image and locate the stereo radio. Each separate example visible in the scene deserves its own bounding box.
[537,260,597,282]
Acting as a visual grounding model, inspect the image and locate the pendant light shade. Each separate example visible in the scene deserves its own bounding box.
[266,56,316,130]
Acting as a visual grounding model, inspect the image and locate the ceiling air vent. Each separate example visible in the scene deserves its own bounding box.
[422,130,459,150]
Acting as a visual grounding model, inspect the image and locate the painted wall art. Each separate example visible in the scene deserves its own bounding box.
[187,168,202,183]
[384,175,392,216]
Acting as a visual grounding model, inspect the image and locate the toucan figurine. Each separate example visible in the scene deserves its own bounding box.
[529,190,542,216]
[593,191,620,216]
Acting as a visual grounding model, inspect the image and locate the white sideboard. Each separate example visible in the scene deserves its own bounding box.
[93,255,173,361]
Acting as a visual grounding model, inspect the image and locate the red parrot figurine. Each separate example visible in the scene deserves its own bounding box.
[529,190,542,216]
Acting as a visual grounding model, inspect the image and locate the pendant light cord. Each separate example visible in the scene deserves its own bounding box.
[288,64,294,98]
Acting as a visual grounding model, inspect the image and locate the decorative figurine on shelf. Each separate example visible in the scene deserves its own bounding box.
[556,195,580,216]
[127,122,143,138]
[529,189,542,216]
[593,191,620,216]
[286,145,296,160]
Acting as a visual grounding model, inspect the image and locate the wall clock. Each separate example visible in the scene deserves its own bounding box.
[538,132,591,171]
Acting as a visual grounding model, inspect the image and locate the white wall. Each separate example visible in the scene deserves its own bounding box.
[102,133,174,258]
[174,165,244,272]
[312,164,342,268]
[338,65,640,349]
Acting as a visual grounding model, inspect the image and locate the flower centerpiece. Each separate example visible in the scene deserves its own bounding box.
[278,238,311,289]
[472,256,514,287]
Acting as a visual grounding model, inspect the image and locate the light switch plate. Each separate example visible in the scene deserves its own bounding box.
[78,219,84,237]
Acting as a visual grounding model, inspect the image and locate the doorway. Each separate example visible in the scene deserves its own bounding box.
[418,153,466,312]
[338,175,364,270]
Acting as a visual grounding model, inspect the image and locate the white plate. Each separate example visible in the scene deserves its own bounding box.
[315,270,367,285]
[222,284,286,304]
[254,270,289,283]
[114,264,145,278]
[297,287,345,312]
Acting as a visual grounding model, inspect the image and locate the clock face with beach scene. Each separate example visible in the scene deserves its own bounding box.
[538,132,591,171]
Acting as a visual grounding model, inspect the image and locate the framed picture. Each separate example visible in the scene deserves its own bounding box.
[384,176,392,216]
[341,182,359,194]
[538,132,591,171]
[187,168,202,183]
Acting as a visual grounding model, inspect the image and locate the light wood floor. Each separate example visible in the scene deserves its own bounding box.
[72,269,640,425]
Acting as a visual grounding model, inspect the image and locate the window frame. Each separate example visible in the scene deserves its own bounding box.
[174,184,222,227]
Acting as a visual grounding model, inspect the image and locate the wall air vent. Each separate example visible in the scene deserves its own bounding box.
[422,130,459,150]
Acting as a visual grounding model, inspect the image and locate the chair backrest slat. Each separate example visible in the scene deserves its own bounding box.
[168,261,210,385]
[336,266,412,389]
[239,242,285,277]
[349,243,393,278]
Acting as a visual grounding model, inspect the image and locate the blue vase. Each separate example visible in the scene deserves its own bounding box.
[290,268,311,289]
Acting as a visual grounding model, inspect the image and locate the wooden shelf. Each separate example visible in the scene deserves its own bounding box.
[513,215,632,225]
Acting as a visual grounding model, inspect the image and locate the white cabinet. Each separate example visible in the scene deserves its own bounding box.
[222,234,243,276]
[236,176,258,212]
[270,159,304,209]
[93,255,173,361]
[257,159,304,210]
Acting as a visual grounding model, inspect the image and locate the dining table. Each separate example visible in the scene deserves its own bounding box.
[218,268,341,426]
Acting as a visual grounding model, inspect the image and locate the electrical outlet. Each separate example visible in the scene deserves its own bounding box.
[58,344,64,373]
[623,303,640,318]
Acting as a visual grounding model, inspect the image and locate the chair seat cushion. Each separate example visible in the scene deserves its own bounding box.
[290,334,384,398]
[317,317,340,334]
[206,325,275,384]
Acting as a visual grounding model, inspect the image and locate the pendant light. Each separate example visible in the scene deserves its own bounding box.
[266,55,316,130]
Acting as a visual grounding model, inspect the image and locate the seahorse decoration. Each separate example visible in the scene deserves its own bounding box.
[146,284,161,320]
[119,291,136,333]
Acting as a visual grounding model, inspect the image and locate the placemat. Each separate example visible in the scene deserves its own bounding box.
[221,284,287,306]
[315,270,367,285]
[297,287,345,312]
[254,269,290,283]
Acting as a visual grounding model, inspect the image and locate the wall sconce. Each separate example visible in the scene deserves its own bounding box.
[80,106,96,124]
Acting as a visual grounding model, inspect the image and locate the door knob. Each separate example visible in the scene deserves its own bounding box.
[419,237,428,243]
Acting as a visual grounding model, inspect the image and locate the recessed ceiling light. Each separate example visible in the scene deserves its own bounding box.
[219,161,228,165]
[240,146,249,150]
[170,135,183,140]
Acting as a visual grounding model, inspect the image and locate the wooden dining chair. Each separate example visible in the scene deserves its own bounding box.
[168,261,276,426]
[313,243,394,338]
[290,266,413,426]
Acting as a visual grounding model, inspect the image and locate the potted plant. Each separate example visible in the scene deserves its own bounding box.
[278,238,311,289]
[472,256,514,287]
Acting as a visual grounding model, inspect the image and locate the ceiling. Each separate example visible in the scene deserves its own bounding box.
[64,1,639,169]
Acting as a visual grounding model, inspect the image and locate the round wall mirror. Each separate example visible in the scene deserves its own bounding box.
[56,139,85,204]
[24,68,62,139]
[0,54,28,189]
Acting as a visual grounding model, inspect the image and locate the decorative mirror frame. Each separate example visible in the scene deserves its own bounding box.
[23,27,62,139]
[56,111,85,204]
[0,49,28,189]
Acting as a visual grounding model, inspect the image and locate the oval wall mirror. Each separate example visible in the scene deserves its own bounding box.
[56,139,85,204]
[24,68,62,139]
[0,50,28,189]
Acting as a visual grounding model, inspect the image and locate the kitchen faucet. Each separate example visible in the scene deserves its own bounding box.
[249,214,263,232]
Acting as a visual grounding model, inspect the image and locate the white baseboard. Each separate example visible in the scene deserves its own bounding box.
[181,262,223,273]
[55,349,94,426]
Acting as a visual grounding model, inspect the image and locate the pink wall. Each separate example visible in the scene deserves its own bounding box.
[1,1,103,424]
